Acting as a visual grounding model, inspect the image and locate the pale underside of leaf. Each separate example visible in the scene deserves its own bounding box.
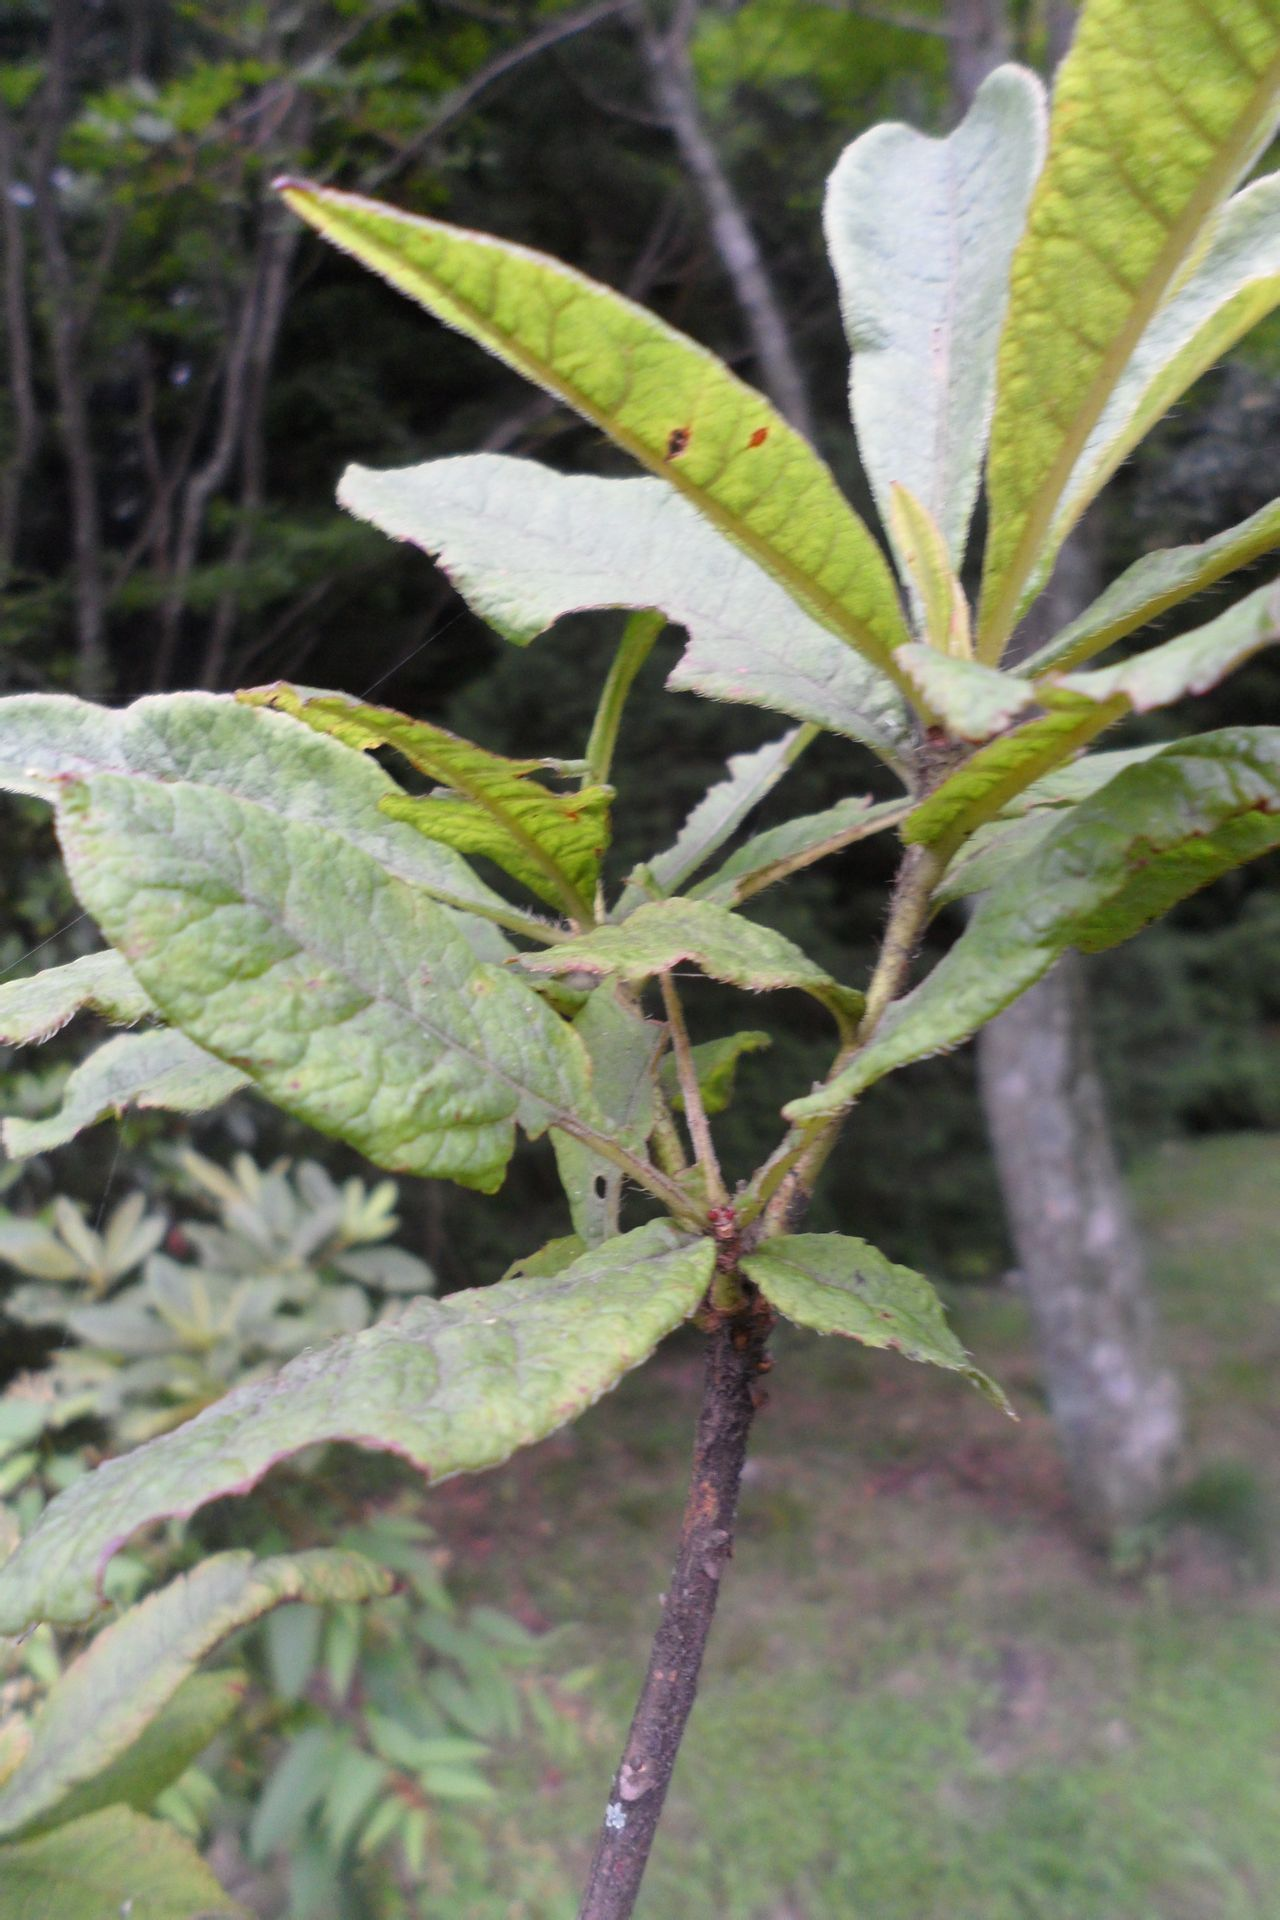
[519,898,863,1028]
[979,0,1280,658]
[1022,492,1280,675]
[0,1221,714,1630]
[690,796,911,907]
[896,644,1037,742]
[0,693,514,960]
[282,183,913,684]
[0,1550,390,1840]
[1045,573,1280,709]
[742,1233,1009,1411]
[787,726,1280,1118]
[338,458,910,765]
[616,725,810,916]
[3,1030,248,1161]
[825,65,1046,568]
[54,770,597,1192]
[0,951,152,1048]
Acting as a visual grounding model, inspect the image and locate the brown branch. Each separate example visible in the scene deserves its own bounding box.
[577,1302,773,1920]
[659,971,727,1207]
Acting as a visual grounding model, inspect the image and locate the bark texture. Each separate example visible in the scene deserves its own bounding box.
[978,523,1184,1533]
[979,959,1183,1531]
[947,0,1012,116]
[577,1303,771,1920]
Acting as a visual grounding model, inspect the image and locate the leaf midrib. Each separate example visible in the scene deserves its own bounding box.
[66,773,620,1164]
[283,186,915,695]
[978,40,1280,660]
[281,695,599,922]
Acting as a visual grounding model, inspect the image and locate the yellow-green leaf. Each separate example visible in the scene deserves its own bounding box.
[1024,494,1280,674]
[518,899,863,1030]
[978,0,1280,659]
[278,181,913,686]
[244,683,608,920]
[887,487,973,659]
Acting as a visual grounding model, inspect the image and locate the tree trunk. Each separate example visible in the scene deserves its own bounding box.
[978,960,1183,1532]
[977,527,1184,1534]
[947,0,1011,117]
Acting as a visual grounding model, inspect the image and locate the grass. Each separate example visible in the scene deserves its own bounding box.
[427,1134,1280,1919]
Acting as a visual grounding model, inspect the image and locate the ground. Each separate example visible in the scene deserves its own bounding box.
[426,1134,1280,1919]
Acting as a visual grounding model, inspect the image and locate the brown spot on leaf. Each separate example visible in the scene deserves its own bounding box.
[665,425,691,460]
[748,426,769,448]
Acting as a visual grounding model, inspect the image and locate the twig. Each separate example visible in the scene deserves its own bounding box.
[577,1303,772,1920]
[659,970,727,1207]
[752,839,945,1234]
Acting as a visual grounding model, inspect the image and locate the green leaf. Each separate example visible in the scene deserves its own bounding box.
[896,645,1037,742]
[1022,494,1280,675]
[690,796,911,907]
[659,1030,770,1117]
[248,1728,337,1862]
[978,0,1280,658]
[0,1550,389,1838]
[899,574,1278,850]
[0,1221,714,1630]
[0,953,152,1047]
[499,1234,586,1283]
[742,1234,1008,1410]
[3,1031,247,1161]
[52,754,599,1194]
[930,812,1061,906]
[551,989,663,1245]
[930,744,1178,906]
[11,1673,243,1840]
[825,65,1046,567]
[337,458,909,763]
[885,489,973,658]
[244,682,609,920]
[280,184,913,683]
[1043,574,1280,709]
[0,1722,30,1794]
[787,726,1280,1118]
[519,899,863,1029]
[0,1805,243,1920]
[617,727,812,916]
[0,693,514,960]
[902,704,1122,851]
[1043,173,1280,592]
